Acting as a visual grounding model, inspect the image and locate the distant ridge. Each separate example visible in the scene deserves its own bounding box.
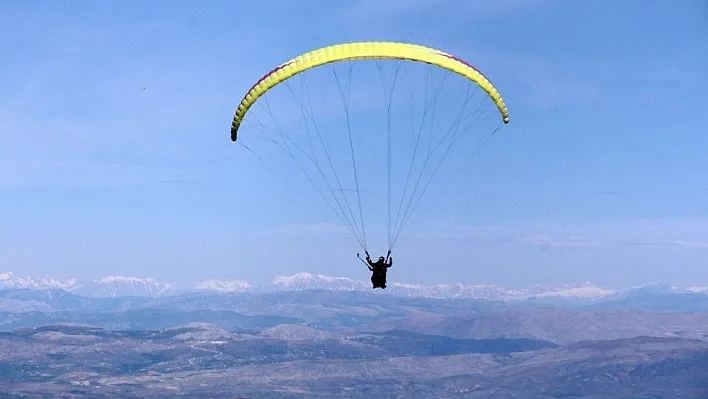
[3,270,707,302]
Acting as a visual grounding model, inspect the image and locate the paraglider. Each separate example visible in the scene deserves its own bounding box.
[365,251,392,289]
[229,41,509,284]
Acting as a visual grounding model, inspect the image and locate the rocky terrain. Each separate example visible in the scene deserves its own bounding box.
[0,281,707,398]
[0,323,706,398]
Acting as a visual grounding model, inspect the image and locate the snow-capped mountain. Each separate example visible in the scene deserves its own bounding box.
[0,272,78,291]
[194,279,252,293]
[605,283,700,300]
[688,286,708,294]
[392,282,529,300]
[524,282,615,299]
[0,272,253,298]
[73,276,181,298]
[271,272,370,291]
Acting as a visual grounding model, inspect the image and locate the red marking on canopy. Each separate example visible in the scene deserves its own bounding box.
[244,60,297,100]
[437,52,492,82]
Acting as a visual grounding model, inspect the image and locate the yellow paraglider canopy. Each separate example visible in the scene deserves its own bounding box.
[230,41,509,141]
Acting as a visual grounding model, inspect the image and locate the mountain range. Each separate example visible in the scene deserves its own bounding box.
[2,270,707,303]
[2,271,708,397]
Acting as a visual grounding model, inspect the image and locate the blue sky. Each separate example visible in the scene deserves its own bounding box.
[1,0,707,288]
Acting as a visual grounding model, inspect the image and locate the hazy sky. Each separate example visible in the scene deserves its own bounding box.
[2,1,707,288]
